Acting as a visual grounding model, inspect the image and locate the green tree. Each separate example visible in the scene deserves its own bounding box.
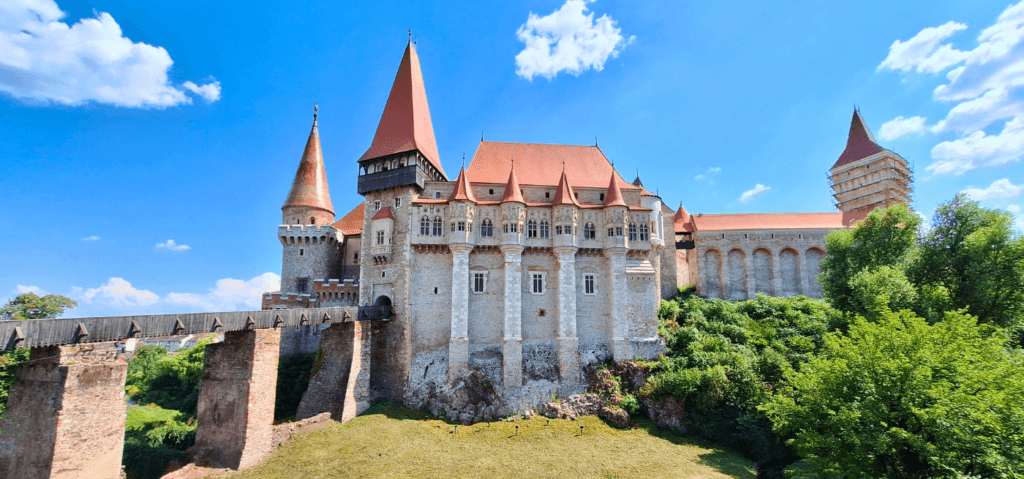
[761,309,1024,478]
[0,292,78,320]
[125,341,210,415]
[912,193,1024,333]
[818,204,921,315]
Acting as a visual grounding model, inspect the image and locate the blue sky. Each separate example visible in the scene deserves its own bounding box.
[2,0,1023,317]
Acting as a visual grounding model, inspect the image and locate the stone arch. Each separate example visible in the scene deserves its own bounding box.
[804,247,825,298]
[703,249,723,298]
[727,248,747,300]
[752,248,773,295]
[374,295,392,306]
[779,248,801,296]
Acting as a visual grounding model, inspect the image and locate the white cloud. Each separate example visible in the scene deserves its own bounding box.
[961,178,1024,200]
[182,80,221,102]
[708,167,721,173]
[156,239,190,251]
[81,235,100,241]
[878,2,1024,175]
[0,0,219,107]
[879,21,970,74]
[165,272,280,311]
[74,277,160,307]
[695,167,721,181]
[515,0,632,80]
[738,184,771,203]
[927,116,1024,175]
[13,284,46,295]
[1009,204,1022,214]
[694,174,703,180]
[878,115,929,140]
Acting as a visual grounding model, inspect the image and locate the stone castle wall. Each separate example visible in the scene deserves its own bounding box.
[694,229,830,299]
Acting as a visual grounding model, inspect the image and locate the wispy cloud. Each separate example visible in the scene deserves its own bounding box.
[65,273,281,316]
[878,2,1024,175]
[156,239,190,251]
[12,285,45,296]
[738,184,771,203]
[0,0,220,107]
[962,178,1024,200]
[515,0,633,80]
[695,166,721,181]
[81,235,101,241]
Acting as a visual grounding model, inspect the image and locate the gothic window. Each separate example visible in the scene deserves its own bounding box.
[528,220,537,238]
[451,222,456,232]
[374,200,381,211]
[481,219,493,237]
[566,225,574,236]
[584,222,596,240]
[457,222,465,232]
[555,225,563,235]
[420,216,430,235]
[616,227,623,237]
[310,217,316,224]
[639,223,649,241]
[473,272,486,293]
[433,217,442,236]
[628,223,637,241]
[296,278,309,293]
[376,231,384,245]
[540,220,550,238]
[394,198,402,208]
[510,223,518,233]
[608,228,614,237]
[504,224,509,234]
[531,273,545,294]
[584,274,595,295]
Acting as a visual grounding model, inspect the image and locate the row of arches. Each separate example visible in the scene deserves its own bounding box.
[702,246,825,300]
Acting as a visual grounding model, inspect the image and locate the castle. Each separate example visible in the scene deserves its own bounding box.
[262,40,912,418]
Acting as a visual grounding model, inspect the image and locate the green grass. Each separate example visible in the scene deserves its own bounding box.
[126,403,184,430]
[232,401,755,479]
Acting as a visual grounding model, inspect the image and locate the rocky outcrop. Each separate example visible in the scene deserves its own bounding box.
[643,396,686,434]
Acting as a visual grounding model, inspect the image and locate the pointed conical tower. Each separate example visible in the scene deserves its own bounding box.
[828,109,913,215]
[500,163,526,244]
[603,172,628,249]
[447,167,477,245]
[283,107,334,225]
[552,169,579,247]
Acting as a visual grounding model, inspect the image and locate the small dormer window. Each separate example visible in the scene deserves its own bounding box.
[545,192,550,198]
[395,198,402,208]
[435,192,442,199]
[489,189,494,195]
[600,193,605,202]
[374,200,381,211]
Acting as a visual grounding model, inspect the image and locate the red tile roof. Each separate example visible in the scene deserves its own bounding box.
[833,109,888,169]
[333,202,365,235]
[448,167,477,202]
[553,170,579,206]
[674,204,694,233]
[358,42,446,179]
[371,206,395,221]
[283,120,334,215]
[691,212,847,231]
[468,141,637,190]
[500,164,526,203]
[603,173,626,207]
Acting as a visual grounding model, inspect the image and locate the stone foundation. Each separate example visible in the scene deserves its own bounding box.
[191,329,280,470]
[295,321,372,422]
[0,343,128,479]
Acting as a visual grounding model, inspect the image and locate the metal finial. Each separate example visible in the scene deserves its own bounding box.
[462,154,465,169]
[408,30,411,43]
[562,160,566,172]
[481,131,484,142]
[595,136,599,147]
[313,103,318,125]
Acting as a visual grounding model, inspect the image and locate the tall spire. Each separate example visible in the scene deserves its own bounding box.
[283,108,334,222]
[603,172,626,207]
[553,169,579,206]
[500,162,525,203]
[358,41,446,179]
[448,167,477,202]
[833,109,887,168]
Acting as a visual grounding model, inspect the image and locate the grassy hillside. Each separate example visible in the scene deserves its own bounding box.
[233,401,754,479]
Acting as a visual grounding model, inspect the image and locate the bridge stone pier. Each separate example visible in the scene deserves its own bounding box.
[0,306,382,478]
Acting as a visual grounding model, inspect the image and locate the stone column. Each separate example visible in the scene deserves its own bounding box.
[448,244,472,381]
[295,321,372,423]
[192,328,280,470]
[745,250,757,299]
[500,244,524,390]
[554,246,580,385]
[797,248,809,296]
[772,248,783,297]
[649,245,663,302]
[0,343,128,479]
[605,248,631,362]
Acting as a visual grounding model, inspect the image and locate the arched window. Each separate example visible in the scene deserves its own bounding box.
[527,219,537,238]
[628,223,637,241]
[584,222,596,240]
[432,217,442,236]
[481,219,493,237]
[310,217,316,224]
[420,216,430,236]
[639,223,649,241]
[539,220,550,238]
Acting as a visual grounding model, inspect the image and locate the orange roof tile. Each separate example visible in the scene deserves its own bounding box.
[603,173,626,207]
[333,202,365,235]
[692,212,847,231]
[553,170,579,206]
[448,167,477,202]
[833,109,888,169]
[500,165,525,203]
[674,204,694,233]
[283,119,334,215]
[372,206,395,221]
[358,42,446,178]
[468,141,637,190]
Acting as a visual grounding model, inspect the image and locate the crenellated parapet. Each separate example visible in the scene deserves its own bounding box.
[278,224,343,246]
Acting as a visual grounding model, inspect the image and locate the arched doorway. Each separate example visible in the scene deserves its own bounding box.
[374,295,392,306]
